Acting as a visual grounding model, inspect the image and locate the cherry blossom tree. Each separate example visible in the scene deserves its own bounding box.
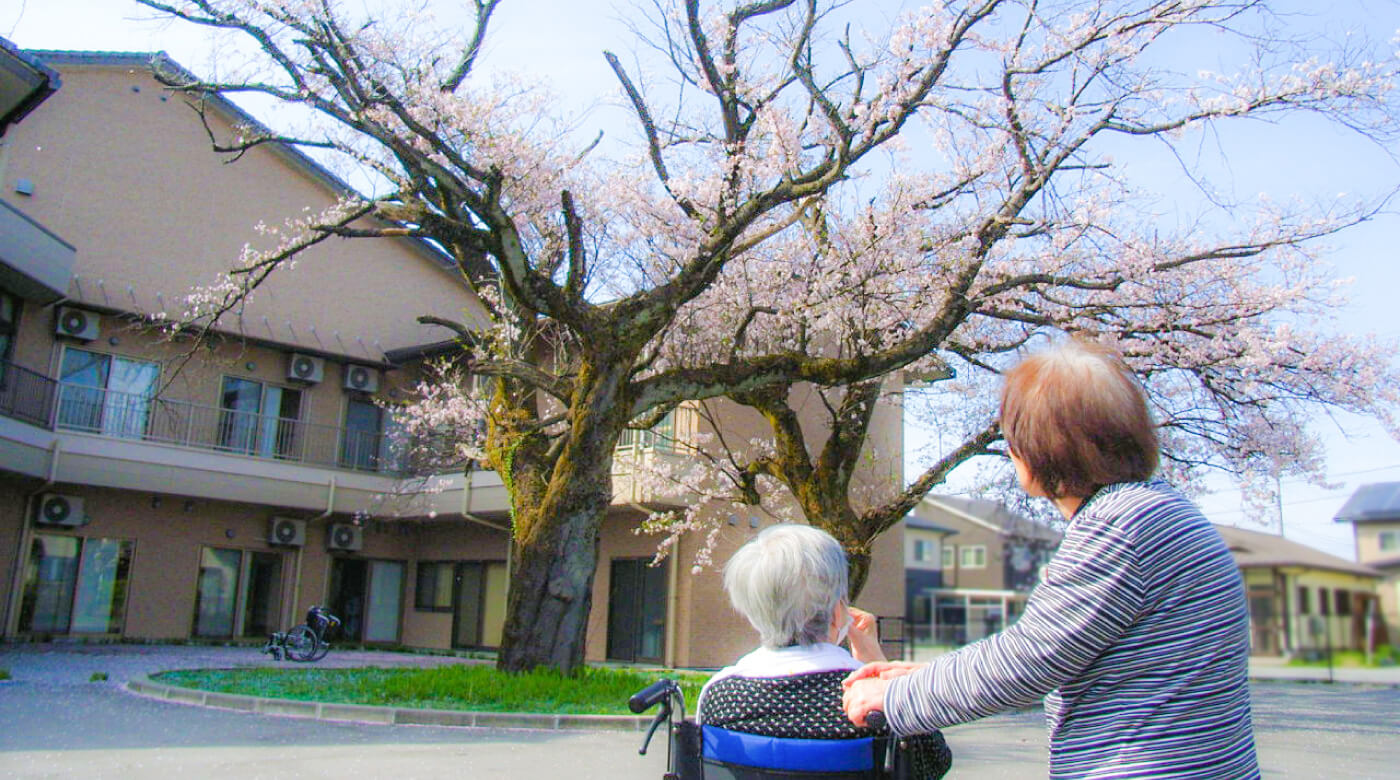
[137,0,1399,672]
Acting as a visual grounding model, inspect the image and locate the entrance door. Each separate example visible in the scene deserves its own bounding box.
[606,558,667,663]
[329,558,404,643]
[452,561,508,649]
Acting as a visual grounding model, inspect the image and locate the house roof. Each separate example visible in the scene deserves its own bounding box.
[0,36,60,136]
[1214,524,1382,578]
[915,495,1061,543]
[1333,482,1400,524]
[904,513,956,535]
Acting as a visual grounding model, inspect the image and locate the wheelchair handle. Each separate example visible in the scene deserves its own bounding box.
[628,679,677,714]
[865,710,887,730]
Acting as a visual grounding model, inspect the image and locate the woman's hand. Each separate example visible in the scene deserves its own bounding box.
[843,660,925,686]
[842,675,892,728]
[845,606,886,664]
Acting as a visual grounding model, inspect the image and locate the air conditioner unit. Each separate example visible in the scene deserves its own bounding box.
[343,365,381,394]
[268,516,306,547]
[327,522,363,552]
[35,493,86,527]
[55,307,100,341]
[287,353,325,384]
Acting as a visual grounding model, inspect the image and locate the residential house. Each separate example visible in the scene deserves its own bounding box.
[905,496,1060,645]
[1333,482,1400,647]
[0,46,905,668]
[1215,524,1384,657]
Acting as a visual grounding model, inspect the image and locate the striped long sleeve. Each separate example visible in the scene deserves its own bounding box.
[884,481,1258,779]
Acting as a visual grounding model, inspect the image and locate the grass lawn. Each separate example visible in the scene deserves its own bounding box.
[155,664,710,716]
[1286,646,1399,669]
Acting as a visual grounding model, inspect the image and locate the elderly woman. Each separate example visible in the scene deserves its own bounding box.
[843,340,1259,779]
[700,523,950,778]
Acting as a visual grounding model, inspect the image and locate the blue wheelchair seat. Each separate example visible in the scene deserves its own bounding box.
[699,724,897,779]
[703,726,875,773]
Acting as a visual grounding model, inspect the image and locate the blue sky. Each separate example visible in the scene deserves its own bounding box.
[10,0,1400,560]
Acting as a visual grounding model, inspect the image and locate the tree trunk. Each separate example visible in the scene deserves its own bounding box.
[496,360,632,675]
[847,545,872,602]
[496,455,612,674]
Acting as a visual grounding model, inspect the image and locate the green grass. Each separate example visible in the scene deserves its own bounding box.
[154,664,710,715]
[1287,645,1400,668]
[89,671,109,682]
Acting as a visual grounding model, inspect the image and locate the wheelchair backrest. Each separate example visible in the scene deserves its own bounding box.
[700,725,890,779]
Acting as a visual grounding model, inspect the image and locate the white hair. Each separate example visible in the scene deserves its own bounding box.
[723,524,849,649]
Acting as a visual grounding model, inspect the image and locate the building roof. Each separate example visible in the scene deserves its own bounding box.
[0,37,60,136]
[916,495,1062,543]
[1214,524,1382,579]
[904,512,956,535]
[1333,482,1400,524]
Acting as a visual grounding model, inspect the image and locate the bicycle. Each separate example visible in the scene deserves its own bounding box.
[262,605,341,663]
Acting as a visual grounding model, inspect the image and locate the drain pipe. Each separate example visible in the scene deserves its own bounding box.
[291,478,336,615]
[6,440,62,636]
[460,466,512,579]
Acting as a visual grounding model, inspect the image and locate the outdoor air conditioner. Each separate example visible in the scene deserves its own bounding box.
[287,353,325,384]
[268,516,307,547]
[35,493,86,527]
[327,522,363,552]
[343,364,381,394]
[55,307,100,341]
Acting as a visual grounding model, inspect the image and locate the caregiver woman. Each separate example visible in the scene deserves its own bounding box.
[843,339,1259,778]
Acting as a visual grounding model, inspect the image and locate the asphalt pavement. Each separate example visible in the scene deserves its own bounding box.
[1,643,1397,778]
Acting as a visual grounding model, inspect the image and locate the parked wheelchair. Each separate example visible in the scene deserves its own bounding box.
[630,678,914,780]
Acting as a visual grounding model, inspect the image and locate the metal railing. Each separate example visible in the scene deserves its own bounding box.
[1,359,695,478]
[0,360,57,427]
[0,359,412,476]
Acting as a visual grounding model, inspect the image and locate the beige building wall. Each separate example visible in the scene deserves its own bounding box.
[2,60,485,361]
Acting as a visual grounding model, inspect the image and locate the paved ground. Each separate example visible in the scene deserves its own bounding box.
[1,644,1397,778]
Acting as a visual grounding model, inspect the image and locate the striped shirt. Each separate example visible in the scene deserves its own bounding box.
[885,481,1259,779]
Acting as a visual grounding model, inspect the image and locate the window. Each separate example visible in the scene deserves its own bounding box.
[912,539,935,563]
[57,348,159,437]
[942,545,955,569]
[0,290,17,366]
[218,377,303,457]
[1380,530,1399,552]
[192,547,285,638]
[1296,586,1310,615]
[960,545,987,569]
[1318,587,1330,616]
[619,409,677,453]
[415,561,455,612]
[19,533,134,635]
[1335,589,1352,617]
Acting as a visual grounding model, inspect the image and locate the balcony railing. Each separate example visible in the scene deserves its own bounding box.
[1,358,694,479]
[0,360,57,428]
[0,359,413,476]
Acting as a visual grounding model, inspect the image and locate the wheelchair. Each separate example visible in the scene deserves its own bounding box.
[630,678,914,780]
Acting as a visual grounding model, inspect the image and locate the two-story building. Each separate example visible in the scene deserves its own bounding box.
[903,495,1060,645]
[1334,482,1400,646]
[0,46,905,668]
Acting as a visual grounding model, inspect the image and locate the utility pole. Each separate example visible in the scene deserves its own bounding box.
[1275,473,1285,538]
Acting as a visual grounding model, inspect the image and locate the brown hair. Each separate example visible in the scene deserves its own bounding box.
[1000,339,1159,499]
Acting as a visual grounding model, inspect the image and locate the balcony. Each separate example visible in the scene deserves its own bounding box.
[0,358,689,515]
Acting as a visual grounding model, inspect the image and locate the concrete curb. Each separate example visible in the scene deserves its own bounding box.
[126,675,654,732]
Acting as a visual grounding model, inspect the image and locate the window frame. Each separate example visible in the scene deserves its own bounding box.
[960,545,987,569]
[415,560,456,613]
